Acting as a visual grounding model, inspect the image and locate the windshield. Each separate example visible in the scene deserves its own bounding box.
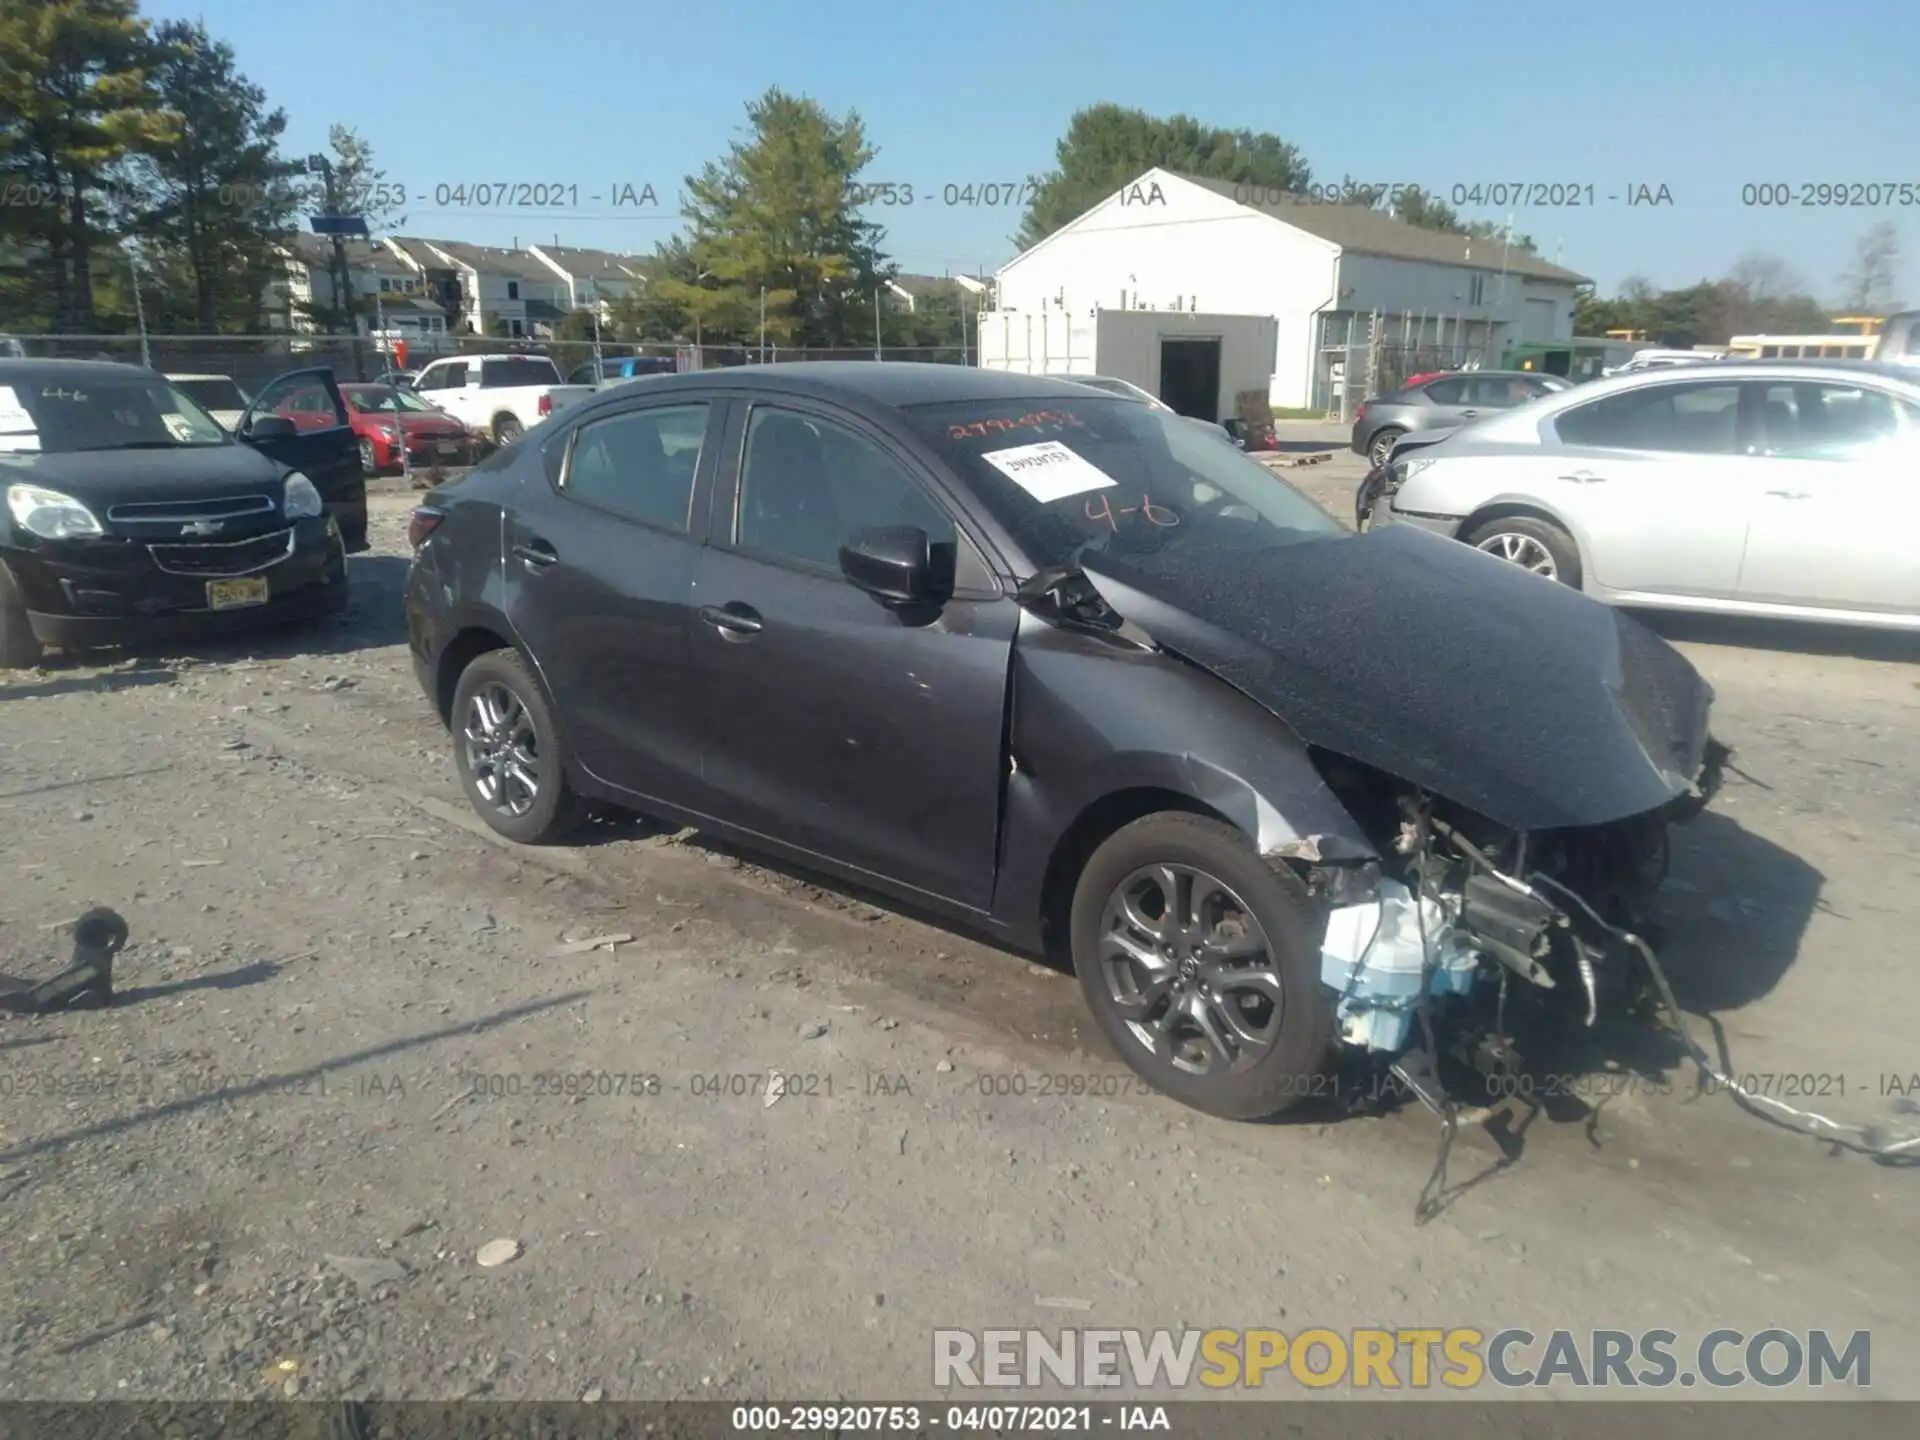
[347,386,438,414]
[1071,376,1166,407]
[170,377,247,411]
[903,396,1344,570]
[0,376,230,453]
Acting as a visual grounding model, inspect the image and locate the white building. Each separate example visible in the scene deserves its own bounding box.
[271,236,451,350]
[989,168,1590,414]
[529,245,650,322]
[396,240,571,339]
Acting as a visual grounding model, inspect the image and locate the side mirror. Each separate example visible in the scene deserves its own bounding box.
[244,414,297,440]
[840,525,937,604]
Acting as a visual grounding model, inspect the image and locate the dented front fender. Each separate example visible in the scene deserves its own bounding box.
[991,610,1377,948]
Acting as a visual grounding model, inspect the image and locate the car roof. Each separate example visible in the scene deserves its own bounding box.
[638,361,1112,406]
[1578,357,1920,387]
[166,372,238,381]
[0,358,155,382]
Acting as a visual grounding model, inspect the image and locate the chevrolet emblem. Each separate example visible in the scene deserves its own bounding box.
[181,520,225,536]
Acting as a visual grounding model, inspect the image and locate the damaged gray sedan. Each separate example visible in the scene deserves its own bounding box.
[404,365,1727,1122]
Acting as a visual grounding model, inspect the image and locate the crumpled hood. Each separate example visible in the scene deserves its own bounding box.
[1077,524,1714,831]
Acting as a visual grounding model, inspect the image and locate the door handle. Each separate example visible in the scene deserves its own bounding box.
[1459,409,1479,418]
[700,603,763,636]
[512,540,558,567]
[1765,489,1810,499]
[1556,472,1607,483]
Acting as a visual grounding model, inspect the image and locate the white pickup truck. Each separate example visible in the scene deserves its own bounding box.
[409,353,594,447]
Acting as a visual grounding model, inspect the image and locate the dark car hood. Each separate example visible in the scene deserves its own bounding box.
[1076,524,1714,832]
[4,443,284,508]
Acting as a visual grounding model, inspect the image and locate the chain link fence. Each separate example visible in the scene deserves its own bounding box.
[1312,312,1498,421]
[4,333,974,391]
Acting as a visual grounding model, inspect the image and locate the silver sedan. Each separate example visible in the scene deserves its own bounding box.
[1365,360,1920,630]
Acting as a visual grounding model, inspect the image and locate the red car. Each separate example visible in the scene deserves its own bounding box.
[339,383,477,473]
[272,378,476,474]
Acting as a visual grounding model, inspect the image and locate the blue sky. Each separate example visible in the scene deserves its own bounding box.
[156,0,1917,302]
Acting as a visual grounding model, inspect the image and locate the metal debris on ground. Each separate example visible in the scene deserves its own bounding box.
[549,933,634,956]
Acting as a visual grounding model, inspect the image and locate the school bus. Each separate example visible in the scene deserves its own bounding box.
[1726,333,1875,360]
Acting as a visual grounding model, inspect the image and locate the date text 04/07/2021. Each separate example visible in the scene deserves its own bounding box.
[728,1404,1170,1431]
[844,182,1037,207]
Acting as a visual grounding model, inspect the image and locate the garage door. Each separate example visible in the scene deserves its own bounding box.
[1523,298,1559,343]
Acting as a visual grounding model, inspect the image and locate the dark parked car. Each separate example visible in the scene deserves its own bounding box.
[1351,370,1571,466]
[1,359,361,668]
[566,355,677,386]
[404,364,1723,1121]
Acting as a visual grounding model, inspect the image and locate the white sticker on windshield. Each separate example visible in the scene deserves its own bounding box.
[979,440,1117,504]
[161,412,195,442]
[0,385,34,435]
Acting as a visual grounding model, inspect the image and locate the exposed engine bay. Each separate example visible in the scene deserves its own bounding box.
[1299,746,1727,1115]
[1021,547,1919,1192]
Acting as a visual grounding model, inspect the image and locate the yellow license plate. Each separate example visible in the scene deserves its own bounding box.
[207,577,269,610]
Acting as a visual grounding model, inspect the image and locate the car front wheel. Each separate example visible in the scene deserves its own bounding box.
[1461,514,1583,587]
[450,649,584,844]
[0,561,44,669]
[1070,812,1336,1120]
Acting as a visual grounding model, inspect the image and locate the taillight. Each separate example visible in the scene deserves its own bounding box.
[407,507,445,549]
[1354,403,1368,427]
[537,393,553,416]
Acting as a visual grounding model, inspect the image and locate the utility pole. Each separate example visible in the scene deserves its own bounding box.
[759,285,766,363]
[309,152,365,380]
[873,282,883,362]
[586,278,603,372]
[693,268,711,363]
[126,242,151,369]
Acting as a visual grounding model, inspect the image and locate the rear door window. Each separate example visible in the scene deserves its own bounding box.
[1554,381,1745,454]
[1754,382,1917,460]
[479,358,559,388]
[561,402,710,531]
[1421,378,1468,405]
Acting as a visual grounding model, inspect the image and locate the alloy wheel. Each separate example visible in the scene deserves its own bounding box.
[358,438,377,474]
[462,681,543,818]
[1096,864,1285,1077]
[1474,531,1559,579]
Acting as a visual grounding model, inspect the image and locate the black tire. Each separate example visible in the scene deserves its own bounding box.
[0,561,44,669]
[317,532,351,617]
[1366,426,1406,467]
[1460,513,1583,588]
[449,648,583,844]
[1070,812,1336,1121]
[358,437,379,475]
[492,413,523,448]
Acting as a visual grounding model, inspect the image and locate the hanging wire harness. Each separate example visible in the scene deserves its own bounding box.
[1381,798,1920,1220]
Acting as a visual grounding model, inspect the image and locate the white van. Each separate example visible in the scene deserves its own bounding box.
[1602,348,1725,376]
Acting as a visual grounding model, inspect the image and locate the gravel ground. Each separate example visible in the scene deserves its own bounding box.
[1,480,1916,1404]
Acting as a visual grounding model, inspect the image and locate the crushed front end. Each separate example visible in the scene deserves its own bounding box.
[1298,740,1730,1111]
